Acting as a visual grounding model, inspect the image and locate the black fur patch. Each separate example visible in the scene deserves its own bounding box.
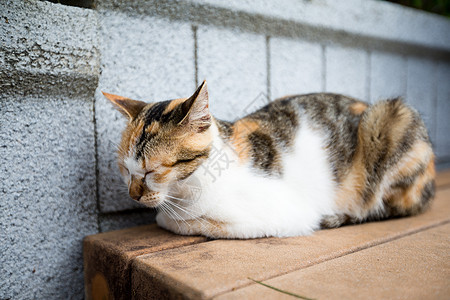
[215,119,233,140]
[248,131,280,175]
[420,180,435,207]
[246,99,299,150]
[295,93,362,182]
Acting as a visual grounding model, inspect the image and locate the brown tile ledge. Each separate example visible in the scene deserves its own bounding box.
[218,223,450,300]
[84,172,450,300]
[83,224,207,299]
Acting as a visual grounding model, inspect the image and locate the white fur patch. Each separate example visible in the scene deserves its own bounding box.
[157,119,337,238]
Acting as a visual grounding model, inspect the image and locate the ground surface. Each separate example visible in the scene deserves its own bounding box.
[84,170,450,299]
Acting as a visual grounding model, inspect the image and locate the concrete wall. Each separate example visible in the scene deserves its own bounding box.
[1,0,449,298]
[0,1,99,298]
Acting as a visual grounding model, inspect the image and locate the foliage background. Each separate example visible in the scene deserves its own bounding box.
[384,0,450,16]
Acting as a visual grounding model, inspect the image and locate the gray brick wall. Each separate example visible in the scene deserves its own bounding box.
[197,26,267,120]
[270,38,323,98]
[370,51,407,103]
[325,45,369,100]
[406,57,437,140]
[1,0,450,298]
[436,62,450,165]
[0,1,99,298]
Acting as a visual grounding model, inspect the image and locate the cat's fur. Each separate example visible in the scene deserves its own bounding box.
[103,81,435,238]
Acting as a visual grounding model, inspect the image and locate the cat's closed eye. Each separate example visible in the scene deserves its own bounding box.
[174,157,197,165]
[172,153,207,166]
[144,170,154,180]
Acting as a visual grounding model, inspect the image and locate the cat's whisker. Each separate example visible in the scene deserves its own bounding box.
[116,186,135,201]
[166,200,198,219]
[166,199,214,231]
[171,208,191,227]
[160,202,182,232]
[164,196,211,230]
[169,201,210,226]
[161,193,188,206]
[158,203,170,218]
[165,194,190,203]
[164,200,191,228]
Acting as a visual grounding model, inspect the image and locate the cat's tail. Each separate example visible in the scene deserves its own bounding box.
[356,98,435,218]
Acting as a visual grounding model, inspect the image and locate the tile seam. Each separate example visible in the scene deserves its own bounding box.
[212,218,450,298]
[133,238,215,260]
[321,44,326,92]
[365,49,371,102]
[193,25,199,88]
[266,35,271,100]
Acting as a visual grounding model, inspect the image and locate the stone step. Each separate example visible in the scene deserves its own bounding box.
[217,223,450,300]
[436,168,450,189]
[84,171,450,299]
[83,225,207,299]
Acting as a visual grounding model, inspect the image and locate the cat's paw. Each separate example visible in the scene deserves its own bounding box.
[156,212,231,238]
[156,212,193,236]
[155,212,172,232]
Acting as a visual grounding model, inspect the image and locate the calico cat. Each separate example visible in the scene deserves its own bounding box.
[103,80,435,238]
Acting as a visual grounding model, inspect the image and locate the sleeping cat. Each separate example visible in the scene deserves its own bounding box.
[103,80,435,238]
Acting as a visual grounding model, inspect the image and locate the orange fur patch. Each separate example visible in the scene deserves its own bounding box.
[146,155,162,167]
[146,121,160,135]
[102,92,129,102]
[391,157,435,213]
[276,94,297,101]
[395,140,433,179]
[182,131,213,152]
[165,217,228,237]
[334,153,367,214]
[408,157,435,205]
[130,121,145,147]
[202,218,228,236]
[163,98,186,115]
[102,92,147,119]
[349,102,368,115]
[153,168,172,183]
[230,119,260,163]
[388,105,413,146]
[118,120,145,162]
[382,142,434,214]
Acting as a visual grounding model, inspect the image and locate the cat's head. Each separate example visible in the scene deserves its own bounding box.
[103,81,212,207]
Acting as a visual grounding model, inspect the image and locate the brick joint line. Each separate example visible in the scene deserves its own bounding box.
[212,218,450,298]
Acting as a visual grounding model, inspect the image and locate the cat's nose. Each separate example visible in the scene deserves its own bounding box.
[129,177,143,201]
[129,192,141,201]
[129,186,142,201]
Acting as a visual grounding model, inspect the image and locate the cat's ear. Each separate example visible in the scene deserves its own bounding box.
[179,80,211,133]
[102,92,147,120]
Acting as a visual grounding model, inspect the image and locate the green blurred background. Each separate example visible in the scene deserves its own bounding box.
[384,0,450,17]
[45,0,450,16]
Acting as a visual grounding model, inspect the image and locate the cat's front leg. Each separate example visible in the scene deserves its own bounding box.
[156,212,230,238]
[155,212,189,235]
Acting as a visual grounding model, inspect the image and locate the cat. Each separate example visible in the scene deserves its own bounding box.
[103,80,435,239]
